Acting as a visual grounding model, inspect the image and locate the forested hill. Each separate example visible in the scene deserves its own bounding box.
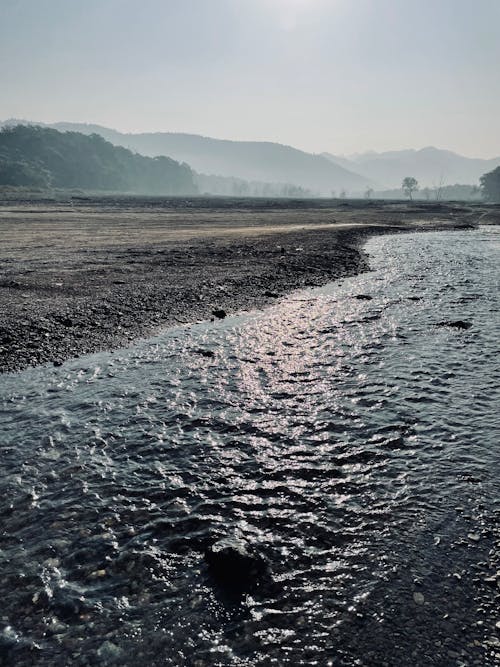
[20,121,369,193]
[0,125,197,194]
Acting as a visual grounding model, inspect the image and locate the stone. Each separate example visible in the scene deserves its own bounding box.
[97,641,123,662]
[436,320,472,330]
[211,309,227,319]
[205,538,271,592]
[413,592,425,605]
[196,349,215,358]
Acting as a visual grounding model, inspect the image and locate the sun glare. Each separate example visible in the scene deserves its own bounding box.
[266,0,325,30]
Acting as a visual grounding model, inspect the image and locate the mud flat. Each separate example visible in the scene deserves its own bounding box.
[0,196,494,373]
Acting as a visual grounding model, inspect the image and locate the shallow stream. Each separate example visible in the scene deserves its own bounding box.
[1,228,499,666]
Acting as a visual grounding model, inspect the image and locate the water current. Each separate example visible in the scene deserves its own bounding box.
[1,228,499,666]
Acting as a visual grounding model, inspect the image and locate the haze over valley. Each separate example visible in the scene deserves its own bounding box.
[2,119,500,198]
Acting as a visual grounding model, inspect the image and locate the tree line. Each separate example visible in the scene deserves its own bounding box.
[0,125,197,195]
[397,169,500,202]
[194,172,313,197]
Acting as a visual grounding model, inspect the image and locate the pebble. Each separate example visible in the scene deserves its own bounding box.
[413,592,425,605]
[89,569,107,579]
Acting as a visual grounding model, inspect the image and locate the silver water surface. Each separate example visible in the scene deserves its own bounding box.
[1,228,499,666]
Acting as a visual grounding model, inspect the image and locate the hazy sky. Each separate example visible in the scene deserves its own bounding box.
[1,0,499,157]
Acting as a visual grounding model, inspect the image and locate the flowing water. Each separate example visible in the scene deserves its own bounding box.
[1,228,499,666]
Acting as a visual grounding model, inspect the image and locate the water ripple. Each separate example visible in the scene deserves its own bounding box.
[0,228,499,666]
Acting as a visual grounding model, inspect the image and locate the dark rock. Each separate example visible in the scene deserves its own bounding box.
[354,294,373,300]
[205,538,271,592]
[50,588,90,621]
[196,349,215,358]
[56,316,73,327]
[436,320,472,330]
[212,308,227,319]
[264,290,279,298]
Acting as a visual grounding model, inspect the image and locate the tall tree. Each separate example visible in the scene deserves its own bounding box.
[402,176,419,200]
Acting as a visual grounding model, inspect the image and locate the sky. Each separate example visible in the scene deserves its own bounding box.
[1,0,499,158]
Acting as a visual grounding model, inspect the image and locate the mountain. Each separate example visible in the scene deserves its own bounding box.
[0,125,197,194]
[5,118,496,194]
[322,147,500,189]
[1,120,369,195]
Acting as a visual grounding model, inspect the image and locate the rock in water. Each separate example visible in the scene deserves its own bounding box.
[205,538,271,592]
[196,349,215,358]
[212,309,227,319]
[97,641,123,662]
[436,320,472,330]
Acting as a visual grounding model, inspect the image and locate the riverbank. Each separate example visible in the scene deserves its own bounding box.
[0,197,494,373]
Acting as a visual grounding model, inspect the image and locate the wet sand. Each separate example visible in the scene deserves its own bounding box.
[0,196,493,373]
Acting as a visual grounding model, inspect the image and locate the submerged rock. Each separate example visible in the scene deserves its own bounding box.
[196,349,215,358]
[97,641,123,662]
[413,592,425,605]
[436,320,472,330]
[204,538,271,592]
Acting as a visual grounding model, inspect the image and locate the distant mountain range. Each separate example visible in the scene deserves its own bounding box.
[2,119,499,193]
[1,120,369,195]
[322,147,500,189]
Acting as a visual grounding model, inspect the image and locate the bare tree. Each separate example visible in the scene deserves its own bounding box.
[402,176,419,201]
[434,173,445,201]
